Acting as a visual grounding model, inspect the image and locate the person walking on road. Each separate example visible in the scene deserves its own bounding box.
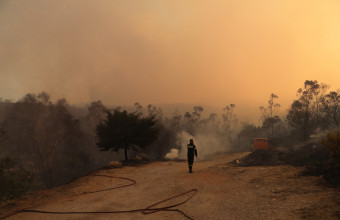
[187,139,198,173]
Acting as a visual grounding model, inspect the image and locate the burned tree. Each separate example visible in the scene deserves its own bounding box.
[222,104,238,134]
[259,93,281,137]
[287,80,329,140]
[321,91,340,128]
[1,92,88,188]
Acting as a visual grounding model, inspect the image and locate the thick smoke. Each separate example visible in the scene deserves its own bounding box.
[1,0,339,112]
[173,131,231,160]
[165,149,179,159]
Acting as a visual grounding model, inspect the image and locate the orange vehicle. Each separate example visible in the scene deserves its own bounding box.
[253,138,268,150]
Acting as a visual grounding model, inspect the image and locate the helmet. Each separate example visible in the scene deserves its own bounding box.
[190,139,194,144]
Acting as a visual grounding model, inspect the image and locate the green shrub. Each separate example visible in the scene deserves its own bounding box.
[0,156,32,201]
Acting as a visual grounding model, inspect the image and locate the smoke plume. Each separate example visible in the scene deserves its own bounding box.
[175,131,231,160]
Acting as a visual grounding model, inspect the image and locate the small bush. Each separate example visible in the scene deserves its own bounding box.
[321,132,340,186]
[322,133,340,156]
[0,156,32,201]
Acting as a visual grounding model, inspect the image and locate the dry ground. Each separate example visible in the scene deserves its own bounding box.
[1,152,339,220]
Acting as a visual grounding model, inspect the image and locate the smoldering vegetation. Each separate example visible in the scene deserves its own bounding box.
[0,92,239,197]
[129,103,239,161]
[0,93,122,193]
[1,79,340,201]
[236,80,340,186]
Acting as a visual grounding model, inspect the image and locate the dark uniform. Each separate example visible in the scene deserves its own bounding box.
[187,139,198,173]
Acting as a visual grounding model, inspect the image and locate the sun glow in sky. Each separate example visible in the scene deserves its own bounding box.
[0,0,340,119]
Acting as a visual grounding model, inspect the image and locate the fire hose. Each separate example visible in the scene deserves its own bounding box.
[1,174,198,220]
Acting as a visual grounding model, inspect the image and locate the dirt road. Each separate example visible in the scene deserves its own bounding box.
[2,152,339,219]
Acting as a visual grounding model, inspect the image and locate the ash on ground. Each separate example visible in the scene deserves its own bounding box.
[238,142,328,167]
[237,141,339,186]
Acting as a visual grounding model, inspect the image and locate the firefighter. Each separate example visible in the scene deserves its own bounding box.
[187,139,198,173]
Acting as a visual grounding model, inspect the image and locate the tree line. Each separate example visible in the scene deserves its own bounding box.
[1,79,340,199]
[237,80,340,150]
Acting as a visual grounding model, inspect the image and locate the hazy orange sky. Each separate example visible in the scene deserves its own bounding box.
[1,0,340,120]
